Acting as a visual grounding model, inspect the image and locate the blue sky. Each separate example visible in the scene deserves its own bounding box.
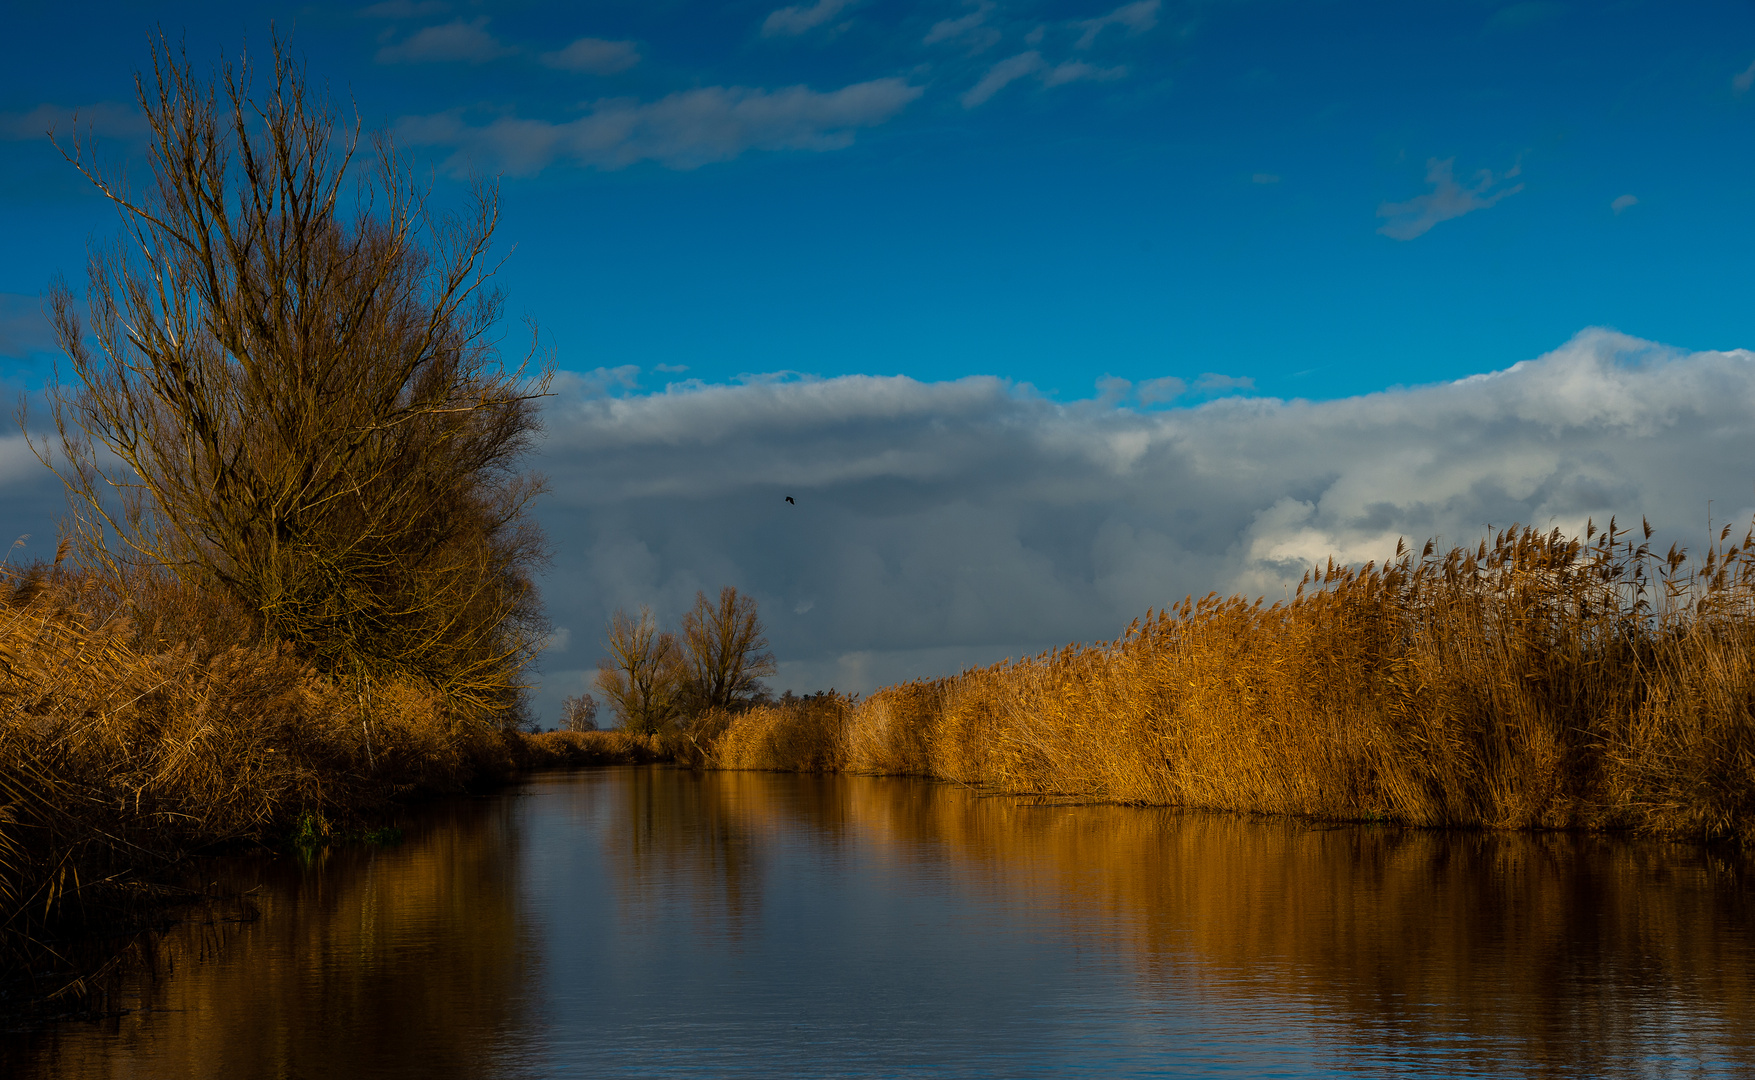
[7,1,1755,716]
[7,1,1755,400]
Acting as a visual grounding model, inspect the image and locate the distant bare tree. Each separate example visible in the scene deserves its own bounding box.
[594,608,684,735]
[678,587,775,713]
[34,36,550,716]
[561,692,598,732]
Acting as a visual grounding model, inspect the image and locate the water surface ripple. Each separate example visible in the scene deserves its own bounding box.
[10,767,1755,1077]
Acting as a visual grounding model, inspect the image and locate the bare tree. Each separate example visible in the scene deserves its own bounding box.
[560,692,598,732]
[594,608,683,735]
[34,36,550,716]
[678,586,775,713]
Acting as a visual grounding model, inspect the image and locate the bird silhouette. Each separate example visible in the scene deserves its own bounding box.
[785,496,795,505]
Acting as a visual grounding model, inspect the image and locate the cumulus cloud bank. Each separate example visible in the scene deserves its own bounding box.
[529,331,1755,716]
[400,78,922,173]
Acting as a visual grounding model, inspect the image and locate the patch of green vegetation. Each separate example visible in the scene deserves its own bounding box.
[290,812,403,852]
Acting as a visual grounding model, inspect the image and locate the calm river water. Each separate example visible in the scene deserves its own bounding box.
[8,767,1755,1078]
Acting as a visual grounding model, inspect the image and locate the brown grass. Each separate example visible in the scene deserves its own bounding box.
[0,562,583,1006]
[716,519,1755,842]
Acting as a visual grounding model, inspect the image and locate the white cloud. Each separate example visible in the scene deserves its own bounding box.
[0,102,145,142]
[529,330,1755,717]
[763,0,857,37]
[541,38,641,75]
[962,52,1045,107]
[1377,156,1524,241]
[377,18,517,64]
[1073,0,1159,50]
[399,78,922,174]
[1736,58,1755,94]
[1611,193,1638,214]
[1252,172,1281,184]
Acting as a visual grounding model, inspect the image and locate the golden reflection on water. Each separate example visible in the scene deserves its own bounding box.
[600,771,1755,1072]
[14,797,543,1080]
[11,767,1755,1077]
[825,777,1755,1070]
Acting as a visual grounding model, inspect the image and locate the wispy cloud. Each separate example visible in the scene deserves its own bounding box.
[762,0,857,37]
[540,37,641,74]
[1135,376,1186,405]
[377,18,517,64]
[959,5,1149,111]
[1041,60,1128,87]
[0,293,55,359]
[1735,58,1755,93]
[400,78,923,174]
[1377,156,1524,241]
[1192,373,1254,394]
[529,330,1755,708]
[1611,193,1637,214]
[0,102,145,142]
[925,1,998,50]
[356,0,449,17]
[1073,0,1159,50]
[961,51,1045,107]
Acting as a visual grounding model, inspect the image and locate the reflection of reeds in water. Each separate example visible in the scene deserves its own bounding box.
[13,796,540,1079]
[722,522,1755,839]
[836,778,1755,1073]
[617,770,1755,1073]
[12,770,1750,1076]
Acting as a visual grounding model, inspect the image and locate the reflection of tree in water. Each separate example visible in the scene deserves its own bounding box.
[16,796,543,1080]
[598,768,873,944]
[602,767,763,938]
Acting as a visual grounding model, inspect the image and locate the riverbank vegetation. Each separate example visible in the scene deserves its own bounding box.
[0,37,575,1008]
[711,519,1755,843]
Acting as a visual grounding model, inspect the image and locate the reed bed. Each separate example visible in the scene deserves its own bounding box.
[0,562,566,1006]
[717,519,1755,841]
[521,728,690,767]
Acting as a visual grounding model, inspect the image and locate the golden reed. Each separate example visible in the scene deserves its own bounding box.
[0,562,646,1003]
[718,519,1755,841]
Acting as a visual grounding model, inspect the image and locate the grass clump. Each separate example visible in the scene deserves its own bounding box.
[714,518,1755,842]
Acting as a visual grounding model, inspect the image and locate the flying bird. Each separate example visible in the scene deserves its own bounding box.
[785,496,795,505]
